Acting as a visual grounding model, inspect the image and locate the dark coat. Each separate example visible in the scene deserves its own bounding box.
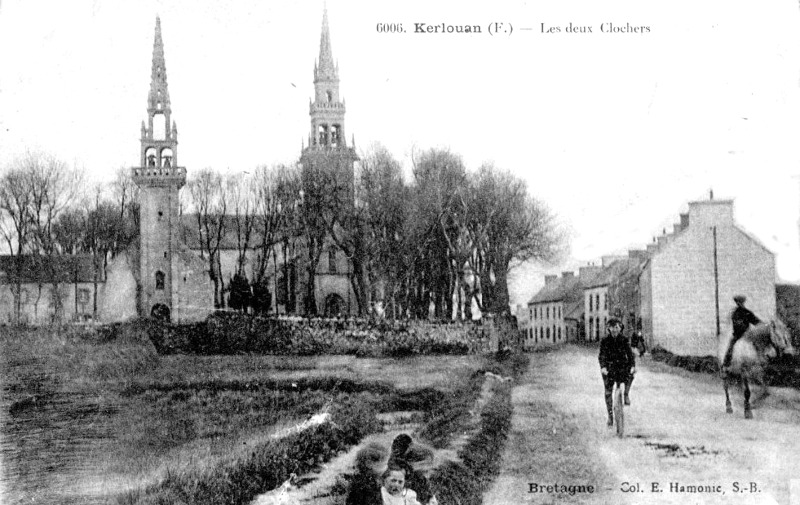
[731,306,760,338]
[346,473,382,505]
[599,334,635,382]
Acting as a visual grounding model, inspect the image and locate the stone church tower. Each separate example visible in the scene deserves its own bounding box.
[132,17,186,321]
[297,6,359,316]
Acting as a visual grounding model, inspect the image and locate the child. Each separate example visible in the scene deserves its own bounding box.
[381,463,421,505]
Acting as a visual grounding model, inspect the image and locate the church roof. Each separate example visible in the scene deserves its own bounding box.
[179,214,272,251]
[0,254,100,284]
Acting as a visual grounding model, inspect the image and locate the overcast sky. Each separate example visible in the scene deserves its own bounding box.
[1,0,799,308]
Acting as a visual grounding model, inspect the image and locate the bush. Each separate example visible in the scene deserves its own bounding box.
[146,314,493,357]
[119,393,382,505]
[427,381,514,505]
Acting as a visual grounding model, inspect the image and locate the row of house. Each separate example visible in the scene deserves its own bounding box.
[517,197,777,357]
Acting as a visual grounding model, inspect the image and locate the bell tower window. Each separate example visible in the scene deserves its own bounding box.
[331,124,341,147]
[326,90,333,103]
[146,147,157,167]
[161,147,173,167]
[155,271,165,290]
[318,124,329,146]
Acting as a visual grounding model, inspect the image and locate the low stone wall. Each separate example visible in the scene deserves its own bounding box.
[145,313,509,357]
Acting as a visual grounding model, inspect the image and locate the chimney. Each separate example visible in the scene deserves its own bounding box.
[646,243,658,254]
[562,271,575,279]
[545,275,558,285]
[680,213,689,229]
[673,223,682,234]
[579,265,602,280]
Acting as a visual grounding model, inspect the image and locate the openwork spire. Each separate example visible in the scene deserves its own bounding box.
[314,6,338,82]
[148,16,171,112]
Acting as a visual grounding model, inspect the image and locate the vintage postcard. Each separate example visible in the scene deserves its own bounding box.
[1,1,799,504]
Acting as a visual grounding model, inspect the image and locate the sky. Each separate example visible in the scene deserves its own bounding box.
[1,0,800,308]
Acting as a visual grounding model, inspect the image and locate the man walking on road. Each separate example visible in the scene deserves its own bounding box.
[599,317,636,427]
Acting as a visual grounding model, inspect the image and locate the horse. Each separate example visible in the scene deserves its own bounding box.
[720,319,794,419]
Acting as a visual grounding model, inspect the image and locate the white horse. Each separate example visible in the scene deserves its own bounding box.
[720,319,794,419]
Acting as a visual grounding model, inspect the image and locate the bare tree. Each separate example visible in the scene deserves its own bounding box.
[187,168,228,308]
[469,164,564,314]
[251,164,297,314]
[1,151,82,322]
[227,173,256,277]
[0,165,34,322]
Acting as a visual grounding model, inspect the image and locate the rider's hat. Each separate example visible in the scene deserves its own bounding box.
[733,295,746,303]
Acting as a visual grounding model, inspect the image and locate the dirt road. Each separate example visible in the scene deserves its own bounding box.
[484,345,800,505]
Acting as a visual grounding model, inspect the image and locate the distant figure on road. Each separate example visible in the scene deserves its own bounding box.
[631,329,647,356]
[721,295,761,374]
[599,317,636,426]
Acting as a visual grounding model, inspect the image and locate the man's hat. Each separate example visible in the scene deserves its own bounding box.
[733,295,746,303]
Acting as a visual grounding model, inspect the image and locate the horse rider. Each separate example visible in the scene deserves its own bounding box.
[599,317,636,427]
[721,295,761,374]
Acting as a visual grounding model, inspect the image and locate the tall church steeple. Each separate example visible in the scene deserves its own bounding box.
[309,5,346,148]
[140,16,179,169]
[132,16,186,322]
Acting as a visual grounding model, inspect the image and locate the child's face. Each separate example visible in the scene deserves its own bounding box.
[609,324,622,337]
[383,470,406,496]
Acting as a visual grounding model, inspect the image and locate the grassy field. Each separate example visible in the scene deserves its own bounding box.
[0,325,489,505]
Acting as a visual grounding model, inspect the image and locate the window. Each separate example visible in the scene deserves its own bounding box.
[78,288,90,305]
[546,327,550,340]
[318,124,329,145]
[558,306,562,319]
[558,327,562,340]
[328,249,337,273]
[596,294,600,312]
[589,295,593,312]
[604,293,607,310]
[155,271,165,290]
[589,317,594,339]
[546,307,550,319]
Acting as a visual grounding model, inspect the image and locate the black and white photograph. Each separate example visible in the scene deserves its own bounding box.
[1,1,800,503]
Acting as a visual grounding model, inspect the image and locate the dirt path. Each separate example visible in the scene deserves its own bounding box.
[485,345,800,505]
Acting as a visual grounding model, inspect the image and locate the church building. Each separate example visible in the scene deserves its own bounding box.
[0,9,359,324]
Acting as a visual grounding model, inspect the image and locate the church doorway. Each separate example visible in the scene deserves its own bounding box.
[151,303,171,322]
[324,293,345,318]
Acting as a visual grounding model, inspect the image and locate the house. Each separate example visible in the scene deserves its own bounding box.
[0,255,101,324]
[524,272,583,349]
[639,198,776,356]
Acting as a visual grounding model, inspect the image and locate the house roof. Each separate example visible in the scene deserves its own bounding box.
[0,254,100,284]
[528,275,582,304]
[584,257,646,289]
